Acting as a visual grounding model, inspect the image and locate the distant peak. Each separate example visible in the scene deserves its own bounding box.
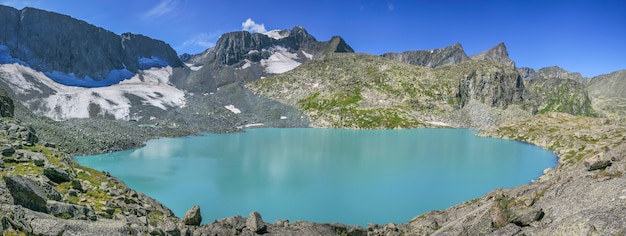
[470,42,514,67]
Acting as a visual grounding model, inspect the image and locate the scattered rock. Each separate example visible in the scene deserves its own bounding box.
[3,175,48,213]
[43,166,72,183]
[1,144,15,156]
[246,211,267,233]
[182,205,202,226]
[511,208,544,227]
[585,154,612,171]
[47,200,96,220]
[40,181,63,201]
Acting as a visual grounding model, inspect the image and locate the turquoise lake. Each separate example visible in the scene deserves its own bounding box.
[74,128,557,226]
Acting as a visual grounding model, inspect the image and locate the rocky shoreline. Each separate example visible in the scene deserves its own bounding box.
[1,102,624,235]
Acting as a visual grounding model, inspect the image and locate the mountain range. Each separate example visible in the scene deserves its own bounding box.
[0,4,624,235]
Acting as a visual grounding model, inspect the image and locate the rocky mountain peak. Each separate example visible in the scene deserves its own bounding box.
[470,42,515,67]
[0,5,183,87]
[381,43,470,68]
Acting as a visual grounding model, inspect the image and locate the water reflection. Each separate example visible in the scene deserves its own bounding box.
[75,128,556,226]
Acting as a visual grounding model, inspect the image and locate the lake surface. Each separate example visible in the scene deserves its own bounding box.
[75,128,556,226]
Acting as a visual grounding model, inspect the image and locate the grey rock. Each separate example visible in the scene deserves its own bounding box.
[470,42,515,67]
[182,205,202,226]
[40,181,63,201]
[487,223,522,236]
[71,179,87,192]
[43,166,73,183]
[523,77,596,116]
[0,89,14,118]
[1,144,15,156]
[381,43,470,68]
[511,208,544,227]
[0,6,183,85]
[3,175,48,213]
[47,200,96,220]
[246,211,266,233]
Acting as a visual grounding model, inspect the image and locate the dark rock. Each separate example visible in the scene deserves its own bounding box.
[470,42,515,67]
[47,200,96,220]
[71,179,87,192]
[585,154,612,171]
[40,181,63,201]
[0,5,183,87]
[511,208,544,227]
[3,175,48,213]
[381,43,470,68]
[182,205,202,226]
[0,89,14,118]
[456,61,525,109]
[43,166,73,183]
[1,144,15,156]
[246,211,267,233]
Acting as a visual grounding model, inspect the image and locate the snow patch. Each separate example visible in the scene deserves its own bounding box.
[185,63,203,71]
[301,50,313,60]
[261,46,301,74]
[240,59,252,69]
[224,105,241,114]
[0,64,185,121]
[280,116,288,120]
[263,30,290,40]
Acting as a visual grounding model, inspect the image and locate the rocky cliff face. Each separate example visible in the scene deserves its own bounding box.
[175,26,354,92]
[523,77,596,116]
[517,66,585,83]
[0,5,182,87]
[470,42,515,67]
[588,70,626,120]
[381,43,470,68]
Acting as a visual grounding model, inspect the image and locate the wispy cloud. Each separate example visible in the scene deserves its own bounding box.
[241,18,267,33]
[387,2,395,11]
[176,31,222,53]
[143,0,178,20]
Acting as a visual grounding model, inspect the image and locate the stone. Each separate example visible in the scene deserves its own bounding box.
[182,205,202,226]
[1,144,15,156]
[246,211,266,233]
[3,175,48,213]
[43,166,72,183]
[511,208,544,227]
[71,179,87,192]
[585,154,612,171]
[47,200,96,220]
[40,181,63,201]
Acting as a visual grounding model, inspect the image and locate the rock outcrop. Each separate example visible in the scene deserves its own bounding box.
[3,175,48,213]
[517,66,585,83]
[523,77,596,116]
[381,43,470,68]
[182,205,202,226]
[0,5,183,87]
[470,42,515,67]
[588,70,626,120]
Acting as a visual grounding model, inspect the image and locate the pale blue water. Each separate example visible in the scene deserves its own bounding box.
[75,128,556,226]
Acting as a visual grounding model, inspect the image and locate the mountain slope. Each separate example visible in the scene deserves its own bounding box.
[0,5,183,87]
[588,70,626,120]
[248,53,526,128]
[381,43,470,68]
[175,27,354,92]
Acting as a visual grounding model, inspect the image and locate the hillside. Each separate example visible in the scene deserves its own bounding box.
[248,53,597,129]
[588,70,626,120]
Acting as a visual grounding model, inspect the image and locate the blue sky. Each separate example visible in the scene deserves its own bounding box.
[1,0,624,77]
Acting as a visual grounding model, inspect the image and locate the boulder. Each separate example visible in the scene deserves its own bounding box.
[40,181,63,201]
[246,211,267,233]
[47,200,96,220]
[585,154,612,171]
[511,208,544,227]
[43,166,72,183]
[1,144,15,156]
[3,175,48,213]
[182,205,202,226]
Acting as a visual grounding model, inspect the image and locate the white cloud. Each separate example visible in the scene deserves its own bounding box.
[387,2,395,11]
[241,18,267,33]
[143,0,178,20]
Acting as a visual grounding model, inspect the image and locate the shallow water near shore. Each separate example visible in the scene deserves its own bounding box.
[75,128,556,226]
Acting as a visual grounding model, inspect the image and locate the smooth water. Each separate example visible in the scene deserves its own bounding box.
[75,128,556,226]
